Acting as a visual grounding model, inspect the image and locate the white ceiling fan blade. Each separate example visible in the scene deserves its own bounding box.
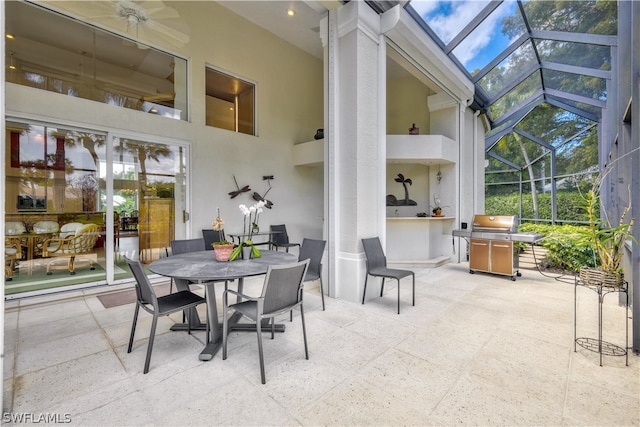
[143,20,190,46]
[137,1,180,20]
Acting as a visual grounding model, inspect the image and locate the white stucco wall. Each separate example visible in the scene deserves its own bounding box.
[5,1,325,245]
[387,75,431,135]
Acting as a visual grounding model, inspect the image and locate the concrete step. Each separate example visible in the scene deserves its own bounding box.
[519,246,547,270]
[390,256,450,269]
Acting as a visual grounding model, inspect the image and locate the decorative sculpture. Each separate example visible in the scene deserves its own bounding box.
[252,175,274,209]
[228,175,251,199]
[386,173,417,206]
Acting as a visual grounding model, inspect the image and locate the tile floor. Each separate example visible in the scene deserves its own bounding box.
[3,262,639,426]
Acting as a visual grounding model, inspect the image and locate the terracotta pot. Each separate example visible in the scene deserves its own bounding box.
[213,243,234,262]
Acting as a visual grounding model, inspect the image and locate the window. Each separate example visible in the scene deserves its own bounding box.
[205,67,255,135]
[5,1,188,121]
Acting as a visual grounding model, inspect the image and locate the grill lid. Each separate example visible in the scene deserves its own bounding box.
[471,215,517,233]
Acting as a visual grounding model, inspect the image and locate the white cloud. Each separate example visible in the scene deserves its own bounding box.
[414,0,490,44]
[452,6,503,65]
[411,0,519,69]
[409,0,441,18]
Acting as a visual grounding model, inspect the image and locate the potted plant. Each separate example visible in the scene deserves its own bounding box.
[212,240,235,262]
[577,176,635,288]
[431,195,444,217]
[211,209,235,262]
[229,200,265,261]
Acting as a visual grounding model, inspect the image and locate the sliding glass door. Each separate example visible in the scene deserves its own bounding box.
[111,136,187,279]
[4,120,188,296]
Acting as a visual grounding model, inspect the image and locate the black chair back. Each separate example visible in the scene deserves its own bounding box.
[171,238,205,255]
[362,237,387,271]
[262,260,309,315]
[125,257,157,308]
[298,238,326,281]
[202,229,226,250]
[270,224,289,245]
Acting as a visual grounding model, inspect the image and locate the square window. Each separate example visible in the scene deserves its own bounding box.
[205,67,255,135]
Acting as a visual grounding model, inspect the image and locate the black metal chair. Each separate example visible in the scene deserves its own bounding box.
[202,229,226,250]
[222,259,310,384]
[270,224,300,252]
[169,238,206,294]
[298,238,327,311]
[361,237,415,314]
[125,257,207,374]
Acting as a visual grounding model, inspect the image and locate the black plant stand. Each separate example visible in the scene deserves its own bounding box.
[574,276,628,366]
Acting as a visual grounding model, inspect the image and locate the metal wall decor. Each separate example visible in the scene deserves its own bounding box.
[228,175,251,199]
[252,175,274,209]
[386,173,417,206]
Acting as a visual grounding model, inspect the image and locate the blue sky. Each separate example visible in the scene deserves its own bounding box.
[409,0,520,73]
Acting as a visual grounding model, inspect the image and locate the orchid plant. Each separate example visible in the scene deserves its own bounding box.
[211,208,230,245]
[229,200,266,260]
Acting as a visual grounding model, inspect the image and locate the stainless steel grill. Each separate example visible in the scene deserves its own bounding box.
[452,215,541,280]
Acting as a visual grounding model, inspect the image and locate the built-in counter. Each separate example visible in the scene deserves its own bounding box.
[386,216,455,267]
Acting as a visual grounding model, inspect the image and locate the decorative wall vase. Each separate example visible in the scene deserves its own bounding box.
[213,243,235,262]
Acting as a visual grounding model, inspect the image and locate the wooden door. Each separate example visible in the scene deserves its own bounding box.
[139,199,175,257]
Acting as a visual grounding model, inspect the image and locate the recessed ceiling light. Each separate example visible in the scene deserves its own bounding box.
[287,9,294,17]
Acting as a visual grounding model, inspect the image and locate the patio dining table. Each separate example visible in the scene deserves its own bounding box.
[148,249,296,361]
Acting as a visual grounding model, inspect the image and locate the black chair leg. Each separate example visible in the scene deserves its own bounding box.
[319,276,325,311]
[256,319,266,384]
[301,305,309,359]
[144,315,159,374]
[362,275,369,304]
[397,278,401,314]
[412,274,415,306]
[380,277,385,297]
[128,303,140,353]
[222,302,229,360]
[270,317,275,339]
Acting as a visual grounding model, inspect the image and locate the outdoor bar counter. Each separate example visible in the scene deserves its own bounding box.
[386,216,455,267]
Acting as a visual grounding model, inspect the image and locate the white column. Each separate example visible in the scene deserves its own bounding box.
[322,1,386,303]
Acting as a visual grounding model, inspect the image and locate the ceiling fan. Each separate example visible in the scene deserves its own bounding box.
[44,0,190,47]
[113,1,189,46]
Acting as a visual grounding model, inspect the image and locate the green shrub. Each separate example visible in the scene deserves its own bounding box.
[518,223,597,272]
[486,191,595,222]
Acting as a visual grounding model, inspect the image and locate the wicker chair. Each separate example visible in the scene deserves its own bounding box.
[42,223,100,275]
[5,237,22,281]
